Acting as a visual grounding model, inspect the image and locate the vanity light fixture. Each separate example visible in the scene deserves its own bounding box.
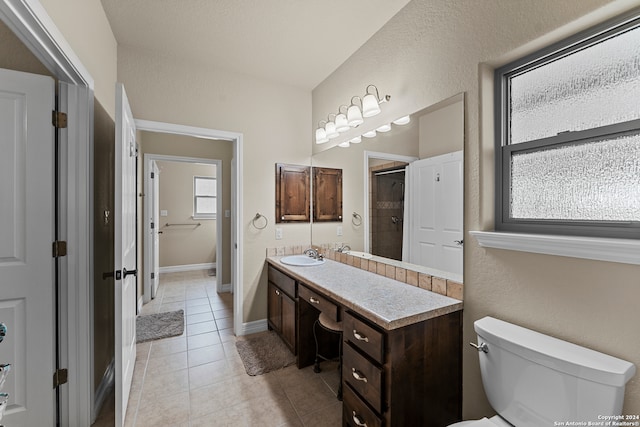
[362,85,390,118]
[393,115,411,125]
[315,120,329,144]
[335,106,350,132]
[350,136,362,144]
[376,123,392,132]
[347,96,364,127]
[362,129,377,138]
[325,114,339,139]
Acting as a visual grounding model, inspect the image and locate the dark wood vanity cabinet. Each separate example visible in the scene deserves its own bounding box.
[276,163,310,223]
[343,310,462,427]
[266,261,462,426]
[267,266,297,352]
[313,166,343,222]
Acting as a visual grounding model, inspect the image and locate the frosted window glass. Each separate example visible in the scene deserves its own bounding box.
[195,177,216,196]
[510,133,640,221]
[510,26,640,144]
[196,197,216,215]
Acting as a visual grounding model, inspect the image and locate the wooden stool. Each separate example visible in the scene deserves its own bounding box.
[313,312,343,400]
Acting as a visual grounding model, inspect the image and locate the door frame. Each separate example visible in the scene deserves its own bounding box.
[0,1,94,425]
[136,120,243,335]
[363,151,417,253]
[143,153,224,303]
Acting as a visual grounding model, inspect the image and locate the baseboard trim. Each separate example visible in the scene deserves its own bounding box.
[137,296,143,313]
[93,359,115,420]
[238,319,268,336]
[220,282,232,292]
[159,262,215,273]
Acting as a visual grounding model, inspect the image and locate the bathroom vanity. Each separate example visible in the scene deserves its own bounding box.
[266,257,463,427]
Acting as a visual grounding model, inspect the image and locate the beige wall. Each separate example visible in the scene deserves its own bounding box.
[119,46,312,323]
[312,0,640,416]
[157,161,217,268]
[419,95,464,159]
[39,0,118,116]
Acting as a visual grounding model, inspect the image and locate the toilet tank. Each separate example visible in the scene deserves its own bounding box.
[474,317,635,427]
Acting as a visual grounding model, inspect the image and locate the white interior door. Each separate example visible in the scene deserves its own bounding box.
[151,161,160,298]
[115,83,138,427]
[0,68,55,426]
[408,151,463,275]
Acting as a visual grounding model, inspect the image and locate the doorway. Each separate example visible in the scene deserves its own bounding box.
[370,166,407,261]
[143,154,225,303]
[135,120,243,339]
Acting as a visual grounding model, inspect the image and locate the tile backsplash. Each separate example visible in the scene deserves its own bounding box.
[266,244,463,301]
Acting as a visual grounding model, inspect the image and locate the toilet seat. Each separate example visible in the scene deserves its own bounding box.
[448,416,513,427]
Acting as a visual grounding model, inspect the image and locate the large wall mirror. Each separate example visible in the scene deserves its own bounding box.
[311,93,465,282]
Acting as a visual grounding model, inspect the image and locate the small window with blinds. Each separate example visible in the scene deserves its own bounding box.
[194,176,216,219]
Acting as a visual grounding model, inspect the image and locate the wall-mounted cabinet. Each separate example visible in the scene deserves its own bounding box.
[313,167,342,222]
[276,163,310,223]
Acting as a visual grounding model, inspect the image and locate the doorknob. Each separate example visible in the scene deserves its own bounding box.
[454,239,464,246]
[123,268,137,278]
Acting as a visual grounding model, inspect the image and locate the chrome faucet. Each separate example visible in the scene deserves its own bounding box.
[337,244,351,253]
[303,248,319,259]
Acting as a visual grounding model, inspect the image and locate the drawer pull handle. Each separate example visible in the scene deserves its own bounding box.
[275,289,281,296]
[352,411,368,427]
[309,297,320,304]
[353,330,369,342]
[351,368,368,383]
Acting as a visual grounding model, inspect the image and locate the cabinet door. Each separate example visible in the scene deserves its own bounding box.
[313,167,343,222]
[276,163,310,222]
[267,282,282,332]
[281,292,296,351]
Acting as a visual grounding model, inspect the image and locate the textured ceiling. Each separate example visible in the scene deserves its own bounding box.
[100,0,411,90]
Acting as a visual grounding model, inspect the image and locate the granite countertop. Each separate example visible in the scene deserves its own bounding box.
[267,256,463,330]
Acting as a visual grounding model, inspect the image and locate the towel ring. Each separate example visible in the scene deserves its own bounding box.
[252,213,268,230]
[352,212,362,226]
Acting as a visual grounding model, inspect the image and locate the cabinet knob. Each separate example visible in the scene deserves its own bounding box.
[275,289,281,296]
[351,368,368,383]
[309,297,320,305]
[352,330,369,343]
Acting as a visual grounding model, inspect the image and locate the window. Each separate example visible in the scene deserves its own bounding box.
[495,14,640,239]
[193,176,216,219]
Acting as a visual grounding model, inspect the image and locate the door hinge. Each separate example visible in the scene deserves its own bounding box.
[151,172,155,179]
[52,241,67,257]
[151,222,155,229]
[53,368,68,388]
[52,111,68,129]
[151,272,155,280]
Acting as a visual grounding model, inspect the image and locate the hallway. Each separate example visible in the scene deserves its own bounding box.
[94,270,342,426]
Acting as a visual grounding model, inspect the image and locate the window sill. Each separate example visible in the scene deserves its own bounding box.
[192,215,216,220]
[470,231,640,265]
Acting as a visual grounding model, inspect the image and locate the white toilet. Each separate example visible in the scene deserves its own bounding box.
[450,316,636,427]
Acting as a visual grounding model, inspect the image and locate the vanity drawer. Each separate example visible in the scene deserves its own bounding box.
[343,384,382,427]
[298,284,339,321]
[268,265,296,298]
[343,343,383,413]
[343,312,384,364]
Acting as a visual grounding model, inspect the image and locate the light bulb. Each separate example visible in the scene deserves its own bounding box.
[325,121,339,139]
[350,136,362,144]
[315,127,328,144]
[376,124,391,132]
[335,113,349,132]
[362,130,377,138]
[347,105,364,127]
[393,115,410,125]
[362,93,381,117]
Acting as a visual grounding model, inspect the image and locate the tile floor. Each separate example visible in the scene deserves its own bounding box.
[93,270,342,427]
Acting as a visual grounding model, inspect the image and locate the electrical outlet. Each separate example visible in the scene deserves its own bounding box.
[225,210,230,218]
[337,226,343,236]
[275,228,283,240]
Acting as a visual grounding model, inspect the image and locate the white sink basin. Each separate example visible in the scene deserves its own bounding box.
[280,255,325,267]
[345,250,372,259]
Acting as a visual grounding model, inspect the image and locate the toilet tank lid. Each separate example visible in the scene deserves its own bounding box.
[474,317,636,387]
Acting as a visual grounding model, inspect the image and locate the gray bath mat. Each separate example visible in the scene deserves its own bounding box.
[235,331,295,376]
[136,309,184,343]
